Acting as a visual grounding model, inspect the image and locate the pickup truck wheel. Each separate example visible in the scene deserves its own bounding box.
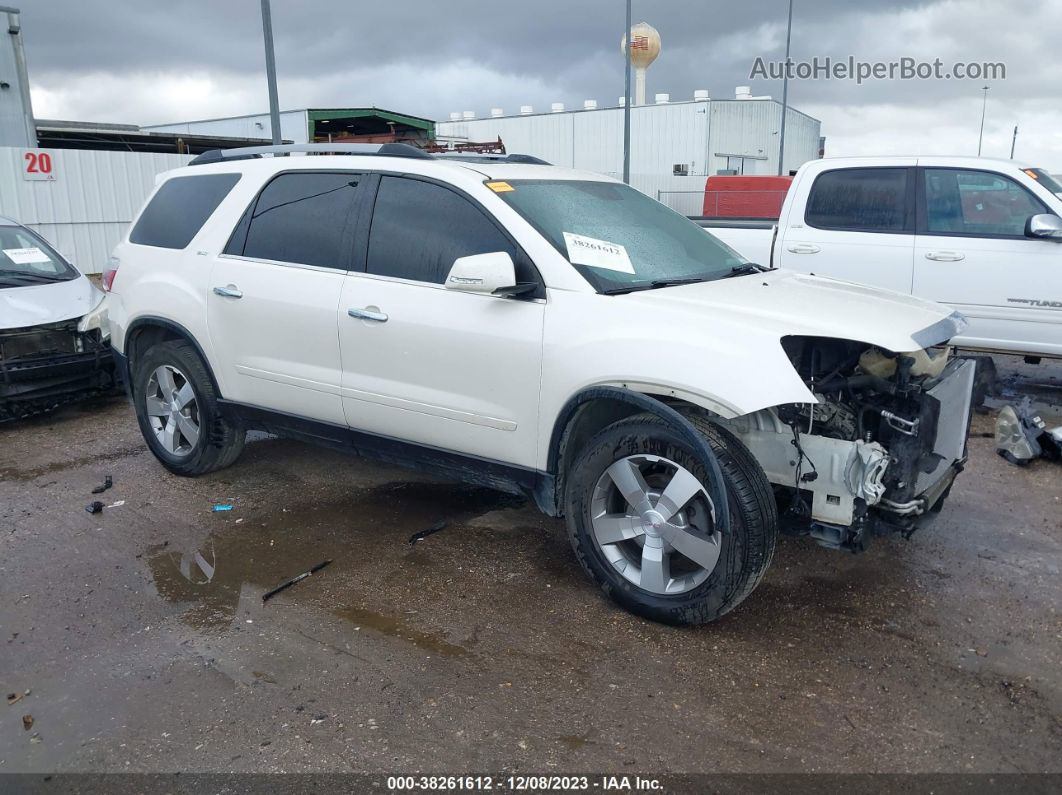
[564,413,777,625]
[133,340,245,476]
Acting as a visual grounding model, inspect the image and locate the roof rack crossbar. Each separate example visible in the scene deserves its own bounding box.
[188,142,434,166]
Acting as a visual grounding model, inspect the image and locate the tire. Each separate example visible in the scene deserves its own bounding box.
[132,340,245,476]
[564,411,777,625]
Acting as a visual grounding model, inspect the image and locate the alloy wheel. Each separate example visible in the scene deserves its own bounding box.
[145,364,200,457]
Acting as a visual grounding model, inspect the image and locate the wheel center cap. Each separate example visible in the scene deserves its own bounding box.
[644,510,666,533]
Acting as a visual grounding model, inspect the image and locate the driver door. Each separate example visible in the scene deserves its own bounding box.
[913,167,1062,355]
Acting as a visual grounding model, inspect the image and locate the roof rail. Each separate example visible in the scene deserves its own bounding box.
[188,142,433,166]
[434,153,552,166]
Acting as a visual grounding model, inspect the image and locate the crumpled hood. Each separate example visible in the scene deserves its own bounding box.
[0,275,104,330]
[623,269,966,352]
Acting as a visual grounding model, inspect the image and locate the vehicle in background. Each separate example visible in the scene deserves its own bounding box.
[696,158,1062,359]
[107,143,974,626]
[0,217,115,422]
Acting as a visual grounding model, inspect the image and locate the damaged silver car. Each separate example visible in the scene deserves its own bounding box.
[0,216,115,421]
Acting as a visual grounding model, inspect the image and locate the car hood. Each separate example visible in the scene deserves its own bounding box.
[621,269,966,352]
[0,275,104,330]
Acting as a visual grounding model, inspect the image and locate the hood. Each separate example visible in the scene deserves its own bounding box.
[0,275,105,330]
[623,269,966,352]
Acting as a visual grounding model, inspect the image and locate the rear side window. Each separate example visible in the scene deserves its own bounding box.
[366,176,517,284]
[805,168,909,232]
[130,173,240,249]
[235,172,361,268]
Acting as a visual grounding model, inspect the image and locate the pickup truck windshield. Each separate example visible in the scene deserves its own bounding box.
[0,226,77,289]
[495,179,746,293]
[1028,169,1062,199]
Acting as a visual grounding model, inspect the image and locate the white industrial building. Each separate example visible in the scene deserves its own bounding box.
[436,87,822,213]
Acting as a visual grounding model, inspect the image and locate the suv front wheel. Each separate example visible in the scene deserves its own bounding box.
[564,412,777,625]
[132,340,245,476]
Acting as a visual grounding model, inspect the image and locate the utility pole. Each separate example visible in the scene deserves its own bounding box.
[977,85,989,156]
[623,0,632,184]
[777,0,794,176]
[1010,125,1018,159]
[260,0,282,145]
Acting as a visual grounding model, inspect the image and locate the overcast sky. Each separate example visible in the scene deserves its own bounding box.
[21,0,1062,170]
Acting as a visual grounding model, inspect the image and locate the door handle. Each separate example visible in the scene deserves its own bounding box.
[924,251,965,262]
[347,307,388,323]
[787,243,821,254]
[212,285,243,298]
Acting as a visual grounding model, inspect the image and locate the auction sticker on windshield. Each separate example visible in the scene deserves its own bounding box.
[563,232,634,273]
[3,247,52,265]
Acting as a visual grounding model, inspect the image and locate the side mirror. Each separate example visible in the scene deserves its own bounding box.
[445,251,537,297]
[1025,214,1062,240]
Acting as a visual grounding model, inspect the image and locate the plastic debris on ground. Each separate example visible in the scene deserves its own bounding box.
[91,475,113,494]
[996,397,1062,465]
[85,501,104,515]
[262,560,332,603]
[409,520,449,545]
[212,504,234,512]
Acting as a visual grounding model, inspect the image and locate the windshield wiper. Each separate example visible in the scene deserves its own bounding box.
[725,262,769,277]
[0,273,73,287]
[649,277,709,288]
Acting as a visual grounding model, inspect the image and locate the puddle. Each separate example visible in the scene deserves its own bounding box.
[146,480,525,630]
[334,605,469,657]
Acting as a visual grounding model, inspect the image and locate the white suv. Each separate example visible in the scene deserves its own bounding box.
[106,143,976,625]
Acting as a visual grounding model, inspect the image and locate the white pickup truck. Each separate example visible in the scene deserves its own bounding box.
[705,157,1062,359]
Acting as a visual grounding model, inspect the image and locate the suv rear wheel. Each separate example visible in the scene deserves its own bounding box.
[133,340,245,476]
[564,412,776,625]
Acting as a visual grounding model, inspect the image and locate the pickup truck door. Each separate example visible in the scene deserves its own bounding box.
[337,174,545,469]
[913,167,1062,356]
[776,165,916,294]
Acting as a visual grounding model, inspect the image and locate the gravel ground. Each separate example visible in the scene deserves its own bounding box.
[0,355,1059,775]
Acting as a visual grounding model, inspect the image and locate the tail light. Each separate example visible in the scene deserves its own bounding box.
[102,256,119,291]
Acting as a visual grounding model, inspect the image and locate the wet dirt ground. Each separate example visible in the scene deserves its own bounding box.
[0,356,1060,775]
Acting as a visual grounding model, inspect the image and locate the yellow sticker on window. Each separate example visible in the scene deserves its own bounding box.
[486,181,514,192]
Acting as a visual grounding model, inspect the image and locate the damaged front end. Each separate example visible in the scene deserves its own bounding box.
[716,336,976,551]
[0,319,116,422]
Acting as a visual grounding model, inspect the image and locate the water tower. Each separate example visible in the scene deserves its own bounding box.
[621,21,661,106]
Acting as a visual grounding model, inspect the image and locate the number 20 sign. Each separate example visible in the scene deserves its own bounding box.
[23,150,56,181]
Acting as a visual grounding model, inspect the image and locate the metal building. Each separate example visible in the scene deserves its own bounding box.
[0,6,36,148]
[435,88,821,212]
[143,108,435,147]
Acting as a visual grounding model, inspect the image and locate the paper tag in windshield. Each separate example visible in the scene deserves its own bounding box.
[3,247,51,265]
[563,233,634,274]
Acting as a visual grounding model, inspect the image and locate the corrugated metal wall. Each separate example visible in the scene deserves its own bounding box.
[435,98,820,210]
[143,110,309,144]
[0,147,191,273]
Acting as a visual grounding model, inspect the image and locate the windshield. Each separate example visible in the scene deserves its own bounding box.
[0,225,78,289]
[495,179,748,293]
[1027,168,1062,200]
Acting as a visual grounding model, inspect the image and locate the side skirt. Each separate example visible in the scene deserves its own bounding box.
[219,400,556,514]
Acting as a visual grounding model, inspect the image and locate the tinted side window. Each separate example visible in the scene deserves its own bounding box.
[924,169,1047,237]
[366,177,517,284]
[130,174,240,249]
[241,172,361,268]
[805,168,909,232]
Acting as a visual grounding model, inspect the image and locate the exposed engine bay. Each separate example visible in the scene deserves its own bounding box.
[716,336,977,551]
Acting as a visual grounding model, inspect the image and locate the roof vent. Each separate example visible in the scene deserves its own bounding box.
[551,103,565,113]
[449,112,461,121]
[618,97,627,107]
[462,110,476,119]
[583,99,598,110]
[655,93,670,104]
[694,89,709,101]
[735,86,752,99]
[520,105,534,115]
[490,108,504,118]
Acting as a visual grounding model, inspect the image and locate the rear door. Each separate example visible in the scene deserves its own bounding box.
[207,171,363,425]
[337,174,545,468]
[913,167,1062,355]
[776,165,916,293]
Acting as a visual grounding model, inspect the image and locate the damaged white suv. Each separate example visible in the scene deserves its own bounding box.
[106,144,975,625]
